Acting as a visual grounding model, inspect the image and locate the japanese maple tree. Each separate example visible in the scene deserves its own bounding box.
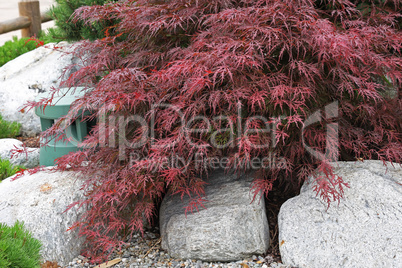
[27,0,401,262]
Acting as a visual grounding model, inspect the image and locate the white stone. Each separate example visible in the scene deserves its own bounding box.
[160,169,270,261]
[0,169,86,266]
[278,160,402,268]
[0,138,39,168]
[0,42,79,136]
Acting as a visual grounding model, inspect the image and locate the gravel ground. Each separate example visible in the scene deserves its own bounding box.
[40,183,295,268]
[54,229,292,268]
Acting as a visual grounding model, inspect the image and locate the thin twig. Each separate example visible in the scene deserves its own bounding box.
[144,238,161,257]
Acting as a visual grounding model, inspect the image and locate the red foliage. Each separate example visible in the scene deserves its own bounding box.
[25,37,44,48]
[27,0,402,262]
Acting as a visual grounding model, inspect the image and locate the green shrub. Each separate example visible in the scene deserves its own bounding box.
[0,114,21,139]
[38,27,66,44]
[0,37,47,67]
[49,0,118,41]
[0,158,25,182]
[0,221,42,268]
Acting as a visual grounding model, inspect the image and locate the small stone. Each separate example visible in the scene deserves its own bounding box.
[196,260,202,268]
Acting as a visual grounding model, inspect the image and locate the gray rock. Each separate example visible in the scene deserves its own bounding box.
[160,169,269,261]
[0,169,87,266]
[0,138,39,168]
[278,160,402,268]
[0,42,79,136]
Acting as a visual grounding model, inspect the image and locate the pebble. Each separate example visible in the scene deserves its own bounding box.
[62,230,292,268]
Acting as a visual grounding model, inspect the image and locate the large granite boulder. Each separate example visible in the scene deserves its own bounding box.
[0,169,86,266]
[160,169,270,261]
[0,138,39,168]
[278,161,402,268]
[0,42,79,136]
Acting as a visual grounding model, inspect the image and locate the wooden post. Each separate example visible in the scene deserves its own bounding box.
[18,0,41,38]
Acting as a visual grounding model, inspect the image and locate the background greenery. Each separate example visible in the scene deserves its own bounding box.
[0,0,117,67]
[48,0,118,41]
[0,158,25,182]
[0,221,42,268]
[0,113,21,138]
[0,37,48,67]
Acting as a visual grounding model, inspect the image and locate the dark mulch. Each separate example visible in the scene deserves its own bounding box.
[15,135,40,148]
